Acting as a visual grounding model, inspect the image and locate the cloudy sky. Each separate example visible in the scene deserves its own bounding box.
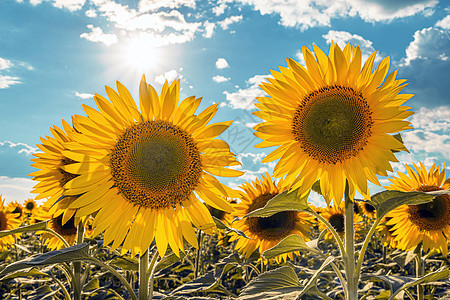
[0,0,449,206]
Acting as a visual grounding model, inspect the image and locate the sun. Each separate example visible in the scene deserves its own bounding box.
[121,36,160,74]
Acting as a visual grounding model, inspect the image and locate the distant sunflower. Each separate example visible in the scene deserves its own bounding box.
[29,120,80,224]
[253,41,413,205]
[377,217,398,249]
[0,196,21,250]
[7,201,24,222]
[359,201,376,219]
[319,202,363,241]
[64,76,242,257]
[385,163,450,256]
[229,174,313,264]
[24,198,38,215]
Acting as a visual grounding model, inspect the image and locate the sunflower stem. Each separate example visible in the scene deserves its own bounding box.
[344,182,357,300]
[42,228,71,248]
[355,217,381,283]
[194,230,203,279]
[73,221,84,300]
[414,244,424,300]
[139,248,150,300]
[147,250,160,299]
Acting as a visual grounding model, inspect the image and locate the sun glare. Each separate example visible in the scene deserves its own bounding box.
[122,37,160,74]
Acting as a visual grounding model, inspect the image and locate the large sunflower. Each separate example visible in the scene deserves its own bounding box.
[29,120,80,224]
[385,163,450,256]
[253,42,413,205]
[229,173,313,264]
[0,196,21,250]
[319,201,364,241]
[63,76,242,258]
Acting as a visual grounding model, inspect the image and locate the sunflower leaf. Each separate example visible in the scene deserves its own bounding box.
[242,189,311,219]
[368,190,436,221]
[0,221,48,239]
[154,251,184,273]
[109,255,139,272]
[238,264,301,299]
[0,243,90,279]
[213,216,252,240]
[0,268,50,282]
[262,235,321,259]
[298,256,335,298]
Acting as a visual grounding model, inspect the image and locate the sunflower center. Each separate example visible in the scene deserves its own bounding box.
[110,120,202,210]
[0,212,7,231]
[408,187,449,231]
[26,202,35,211]
[329,213,345,233]
[364,202,375,213]
[246,192,297,240]
[52,214,77,236]
[292,85,373,164]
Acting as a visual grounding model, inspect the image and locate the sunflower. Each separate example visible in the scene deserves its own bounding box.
[253,41,413,205]
[63,76,242,258]
[377,217,398,249]
[319,201,363,241]
[358,200,376,219]
[229,173,313,264]
[29,119,80,224]
[385,163,450,256]
[7,201,24,222]
[24,198,38,215]
[0,196,21,250]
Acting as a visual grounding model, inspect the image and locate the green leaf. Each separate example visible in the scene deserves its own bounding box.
[213,216,252,240]
[298,256,335,298]
[239,265,300,299]
[262,235,321,260]
[0,221,48,238]
[0,242,90,279]
[242,189,311,219]
[83,278,100,292]
[154,251,183,273]
[109,255,139,272]
[363,266,449,300]
[169,270,217,295]
[368,190,436,221]
[311,180,322,195]
[0,268,50,281]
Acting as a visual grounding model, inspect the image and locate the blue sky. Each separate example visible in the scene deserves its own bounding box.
[0,0,449,206]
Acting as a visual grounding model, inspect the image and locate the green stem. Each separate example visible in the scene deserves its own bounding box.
[355,218,381,282]
[311,211,346,258]
[344,182,357,300]
[73,221,85,300]
[139,248,149,300]
[414,244,424,300]
[147,250,160,299]
[85,256,137,300]
[42,228,71,248]
[194,230,203,279]
[51,270,71,300]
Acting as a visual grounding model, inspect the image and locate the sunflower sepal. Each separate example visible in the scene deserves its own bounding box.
[368,189,439,221]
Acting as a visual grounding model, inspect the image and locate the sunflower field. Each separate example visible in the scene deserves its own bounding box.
[0,42,449,300]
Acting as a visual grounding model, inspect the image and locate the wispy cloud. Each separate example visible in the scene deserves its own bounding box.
[75,91,94,100]
[80,24,118,46]
[218,15,243,30]
[155,68,183,84]
[0,141,38,156]
[0,57,32,89]
[212,75,230,83]
[223,74,269,110]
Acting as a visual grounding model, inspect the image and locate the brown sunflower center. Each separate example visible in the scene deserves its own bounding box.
[52,214,77,236]
[329,213,345,233]
[12,206,23,218]
[0,212,7,231]
[26,201,35,211]
[408,186,449,231]
[292,85,373,164]
[363,202,375,213]
[110,120,202,210]
[246,192,297,240]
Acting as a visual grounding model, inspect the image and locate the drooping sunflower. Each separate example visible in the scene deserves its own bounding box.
[63,76,242,258]
[29,120,80,224]
[385,163,450,256]
[319,201,363,241]
[229,173,313,264]
[377,216,398,249]
[0,196,21,250]
[253,41,413,205]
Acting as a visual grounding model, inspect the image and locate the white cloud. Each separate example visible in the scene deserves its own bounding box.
[52,0,86,11]
[80,24,118,46]
[138,0,195,12]
[155,69,183,84]
[0,76,21,89]
[402,106,450,159]
[212,75,230,83]
[215,58,229,69]
[85,9,97,17]
[223,74,269,110]
[0,141,38,156]
[237,152,266,164]
[0,57,12,70]
[212,2,228,16]
[75,91,94,99]
[322,30,381,62]
[0,176,36,204]
[436,15,450,29]
[203,21,216,38]
[402,27,450,65]
[236,0,437,30]
[218,15,243,30]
